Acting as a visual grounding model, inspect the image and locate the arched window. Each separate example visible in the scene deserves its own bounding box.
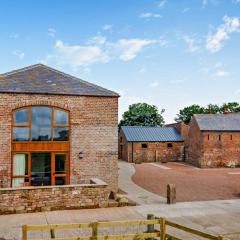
[13,106,69,142]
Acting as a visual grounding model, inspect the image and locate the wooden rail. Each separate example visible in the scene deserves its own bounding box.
[22,214,229,240]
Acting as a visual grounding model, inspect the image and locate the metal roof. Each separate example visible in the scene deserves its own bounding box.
[194,113,240,131]
[121,126,183,142]
[0,64,119,97]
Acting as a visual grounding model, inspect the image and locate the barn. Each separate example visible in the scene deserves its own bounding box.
[119,126,184,163]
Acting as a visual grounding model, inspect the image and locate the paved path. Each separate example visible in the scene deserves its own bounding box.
[1,199,240,239]
[118,160,166,205]
[0,161,240,239]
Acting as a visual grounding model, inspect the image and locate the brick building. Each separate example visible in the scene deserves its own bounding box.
[186,114,240,167]
[0,64,119,213]
[119,126,184,163]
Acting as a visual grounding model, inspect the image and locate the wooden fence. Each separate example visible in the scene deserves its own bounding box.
[22,214,228,240]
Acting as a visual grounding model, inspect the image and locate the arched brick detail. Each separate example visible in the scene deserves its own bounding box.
[12,99,72,111]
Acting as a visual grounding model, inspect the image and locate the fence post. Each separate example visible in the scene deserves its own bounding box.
[147,214,155,240]
[167,184,176,204]
[22,225,27,240]
[92,222,98,240]
[50,229,55,238]
[160,218,166,240]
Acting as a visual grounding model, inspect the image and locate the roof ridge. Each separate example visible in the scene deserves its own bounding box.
[43,65,119,96]
[0,64,119,97]
[0,64,43,77]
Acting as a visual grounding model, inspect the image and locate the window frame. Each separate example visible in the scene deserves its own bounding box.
[12,106,70,143]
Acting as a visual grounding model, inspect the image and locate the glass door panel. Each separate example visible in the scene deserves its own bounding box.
[53,153,67,185]
[31,153,51,186]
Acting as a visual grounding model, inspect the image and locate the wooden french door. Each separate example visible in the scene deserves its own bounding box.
[12,152,69,187]
[51,153,69,185]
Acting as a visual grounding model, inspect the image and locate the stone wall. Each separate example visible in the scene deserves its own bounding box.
[0,93,118,192]
[0,178,108,215]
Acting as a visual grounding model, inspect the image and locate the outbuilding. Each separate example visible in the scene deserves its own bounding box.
[119,126,184,163]
[186,113,240,167]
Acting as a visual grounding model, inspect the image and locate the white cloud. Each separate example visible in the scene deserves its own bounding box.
[116,39,158,61]
[150,81,160,87]
[206,16,240,53]
[216,70,229,77]
[48,28,56,37]
[182,35,200,53]
[158,0,167,8]
[47,40,109,67]
[87,34,107,45]
[139,12,161,19]
[12,51,25,59]
[45,35,165,68]
[102,24,113,31]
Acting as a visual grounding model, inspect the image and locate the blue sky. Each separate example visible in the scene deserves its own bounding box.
[0,0,240,123]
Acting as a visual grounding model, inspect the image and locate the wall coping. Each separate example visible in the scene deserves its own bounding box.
[0,178,108,192]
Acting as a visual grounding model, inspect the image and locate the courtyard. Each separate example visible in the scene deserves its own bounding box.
[131,162,240,202]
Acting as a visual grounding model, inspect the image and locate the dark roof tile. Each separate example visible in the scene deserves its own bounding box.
[0,64,119,97]
[194,113,240,131]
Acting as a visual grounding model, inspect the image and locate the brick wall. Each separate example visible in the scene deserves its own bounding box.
[185,117,203,167]
[118,129,129,161]
[0,178,108,214]
[186,116,240,167]
[201,131,240,167]
[0,93,118,192]
[119,139,183,163]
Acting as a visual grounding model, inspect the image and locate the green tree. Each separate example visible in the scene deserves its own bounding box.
[204,104,220,114]
[220,102,240,113]
[175,104,205,124]
[119,103,165,127]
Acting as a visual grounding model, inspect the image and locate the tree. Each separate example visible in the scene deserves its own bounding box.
[204,104,220,114]
[175,104,205,124]
[175,102,240,124]
[119,103,165,127]
[220,102,240,113]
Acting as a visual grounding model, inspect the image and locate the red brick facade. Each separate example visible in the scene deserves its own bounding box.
[186,116,240,167]
[119,130,184,163]
[0,93,118,192]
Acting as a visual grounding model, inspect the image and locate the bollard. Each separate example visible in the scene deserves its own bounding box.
[147,214,155,240]
[167,184,176,204]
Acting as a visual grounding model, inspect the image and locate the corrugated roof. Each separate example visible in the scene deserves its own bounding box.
[194,113,240,131]
[0,64,119,97]
[121,126,183,142]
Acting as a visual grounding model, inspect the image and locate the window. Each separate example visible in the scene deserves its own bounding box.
[219,135,221,141]
[13,106,69,142]
[142,143,148,148]
[230,135,233,140]
[208,134,210,140]
[167,143,173,148]
[12,153,29,187]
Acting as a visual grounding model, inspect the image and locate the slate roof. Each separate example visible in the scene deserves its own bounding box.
[0,64,119,97]
[194,113,240,131]
[121,126,183,142]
